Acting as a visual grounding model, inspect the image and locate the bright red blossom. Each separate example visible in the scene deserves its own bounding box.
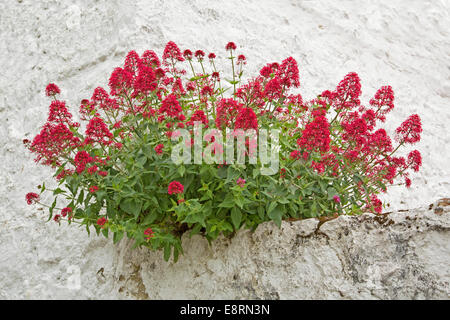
[26,192,40,205]
[235,107,258,130]
[61,207,72,217]
[226,42,237,50]
[45,83,61,96]
[168,181,184,195]
[144,228,155,239]
[297,115,330,153]
[97,217,107,226]
[395,114,422,144]
[159,94,182,117]
[155,144,164,155]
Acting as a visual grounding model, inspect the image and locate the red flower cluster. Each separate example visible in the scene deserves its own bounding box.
[144,227,155,240]
[97,217,107,226]
[159,94,182,117]
[45,83,61,97]
[235,107,258,130]
[85,117,113,146]
[369,85,394,121]
[155,144,164,155]
[226,42,237,50]
[215,98,242,129]
[26,192,40,205]
[395,114,422,144]
[74,151,94,174]
[61,207,72,217]
[296,114,330,153]
[163,41,185,63]
[168,181,184,195]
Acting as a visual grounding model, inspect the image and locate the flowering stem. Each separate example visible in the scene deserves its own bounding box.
[230,50,236,95]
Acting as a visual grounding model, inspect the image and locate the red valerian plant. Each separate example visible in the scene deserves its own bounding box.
[25,41,422,262]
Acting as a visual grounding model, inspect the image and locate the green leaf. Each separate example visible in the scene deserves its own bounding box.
[163,244,171,262]
[327,187,338,200]
[120,198,142,218]
[267,201,277,215]
[257,206,265,219]
[113,230,124,244]
[231,207,242,230]
[143,211,158,225]
[218,194,235,208]
[177,166,185,177]
[52,188,65,195]
[268,204,284,228]
[47,197,57,222]
[77,190,84,204]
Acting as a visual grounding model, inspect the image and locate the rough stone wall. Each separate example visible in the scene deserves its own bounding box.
[0,0,449,299]
[109,206,449,300]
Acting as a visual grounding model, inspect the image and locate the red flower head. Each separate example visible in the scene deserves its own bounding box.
[208,53,216,60]
[134,64,157,95]
[91,87,118,111]
[144,227,155,240]
[367,194,382,214]
[263,77,283,101]
[395,114,422,144]
[26,192,40,205]
[61,207,72,217]
[141,50,161,68]
[226,42,237,51]
[365,128,393,154]
[276,57,300,88]
[89,186,99,193]
[190,110,208,126]
[237,54,246,65]
[45,83,61,97]
[168,181,184,195]
[215,98,242,129]
[159,94,182,117]
[333,195,341,203]
[86,117,113,146]
[124,50,142,76]
[98,171,108,177]
[212,72,220,81]
[186,81,196,92]
[183,49,193,60]
[29,122,77,166]
[237,178,246,187]
[47,100,73,125]
[108,67,133,96]
[195,50,205,60]
[297,115,330,153]
[407,150,422,172]
[290,150,301,160]
[155,143,164,155]
[259,63,278,78]
[405,177,412,188]
[97,217,107,226]
[370,85,395,121]
[200,85,214,96]
[163,41,184,63]
[74,150,94,174]
[87,165,98,175]
[334,72,361,111]
[53,214,61,223]
[235,107,258,130]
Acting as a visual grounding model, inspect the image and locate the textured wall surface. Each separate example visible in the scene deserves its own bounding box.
[0,0,449,299]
